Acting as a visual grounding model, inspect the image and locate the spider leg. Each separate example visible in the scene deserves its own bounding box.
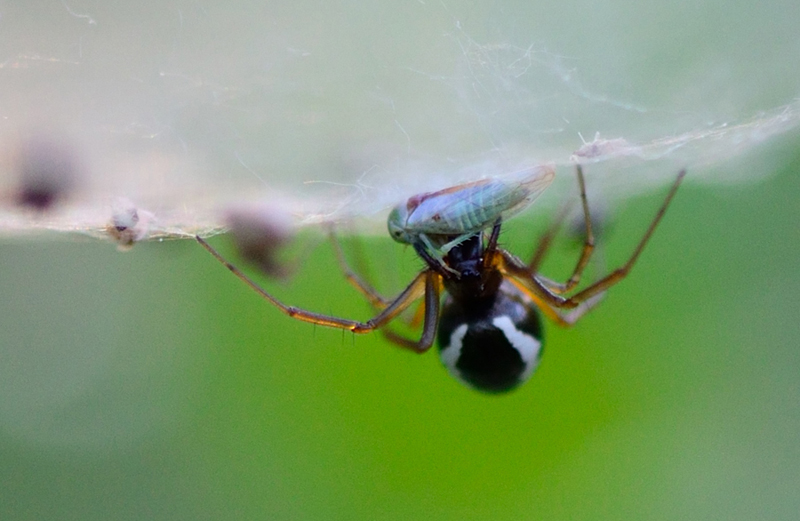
[330,230,434,334]
[564,164,596,290]
[196,235,428,333]
[527,201,573,274]
[558,169,686,304]
[379,271,442,353]
[558,293,606,324]
[487,219,501,249]
[495,167,684,317]
[496,249,576,307]
[329,231,392,309]
[405,275,443,329]
[501,263,605,326]
[532,164,596,294]
[499,168,684,311]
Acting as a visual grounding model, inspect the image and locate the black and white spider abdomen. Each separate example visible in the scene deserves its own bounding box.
[437,283,544,393]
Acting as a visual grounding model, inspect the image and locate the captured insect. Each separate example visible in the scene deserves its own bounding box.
[197,165,685,393]
[387,165,555,274]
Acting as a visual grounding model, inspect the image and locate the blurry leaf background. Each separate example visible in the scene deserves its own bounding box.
[0,1,799,520]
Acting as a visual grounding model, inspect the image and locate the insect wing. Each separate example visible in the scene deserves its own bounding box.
[496,165,556,223]
[404,165,554,236]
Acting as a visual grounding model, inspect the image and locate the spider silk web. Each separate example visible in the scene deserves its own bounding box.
[0,0,797,243]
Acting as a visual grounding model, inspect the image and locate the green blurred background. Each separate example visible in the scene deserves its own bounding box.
[1,0,800,519]
[1,145,799,519]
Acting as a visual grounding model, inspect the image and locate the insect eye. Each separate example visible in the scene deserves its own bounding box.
[387,212,410,244]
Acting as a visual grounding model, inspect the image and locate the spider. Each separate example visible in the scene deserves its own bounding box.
[196,165,685,393]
